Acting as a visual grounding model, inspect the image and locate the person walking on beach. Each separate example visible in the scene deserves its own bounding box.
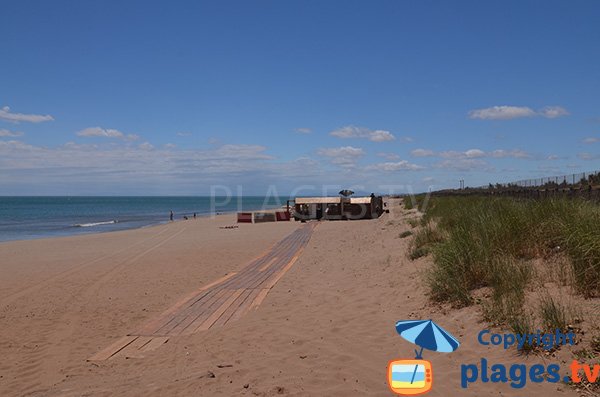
[170,210,174,221]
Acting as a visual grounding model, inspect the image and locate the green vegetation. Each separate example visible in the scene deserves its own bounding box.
[539,294,570,332]
[403,196,415,210]
[418,196,600,305]
[399,230,413,238]
[403,195,600,350]
[406,218,419,228]
[409,222,444,260]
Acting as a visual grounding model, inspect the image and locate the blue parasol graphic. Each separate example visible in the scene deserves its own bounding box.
[395,319,460,359]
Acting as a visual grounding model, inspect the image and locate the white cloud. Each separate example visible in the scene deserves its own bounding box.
[330,125,395,142]
[435,158,490,172]
[177,132,192,137]
[469,106,536,120]
[295,128,312,134]
[377,152,401,160]
[317,146,364,167]
[423,176,435,182]
[0,106,54,123]
[468,105,569,120]
[464,149,486,158]
[539,106,569,119]
[440,149,487,159]
[411,148,435,157]
[414,148,530,159]
[0,141,277,181]
[76,127,140,141]
[0,128,23,137]
[366,161,424,172]
[489,149,530,159]
[578,152,600,160]
[547,154,561,160]
[582,137,600,144]
[163,143,177,149]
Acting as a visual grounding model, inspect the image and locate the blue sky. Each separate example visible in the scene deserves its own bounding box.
[1,0,599,195]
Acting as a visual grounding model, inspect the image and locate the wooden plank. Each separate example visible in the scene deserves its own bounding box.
[212,289,253,328]
[150,287,223,336]
[195,272,239,292]
[253,250,302,292]
[249,246,298,288]
[133,272,237,335]
[194,289,245,332]
[87,335,138,361]
[243,235,303,289]
[249,288,271,310]
[242,230,305,287]
[225,288,262,325]
[116,336,154,359]
[125,337,170,359]
[140,336,169,352]
[163,288,230,336]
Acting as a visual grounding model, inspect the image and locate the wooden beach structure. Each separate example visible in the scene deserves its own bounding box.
[292,195,384,221]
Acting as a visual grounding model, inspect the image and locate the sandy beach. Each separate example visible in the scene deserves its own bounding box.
[0,201,586,396]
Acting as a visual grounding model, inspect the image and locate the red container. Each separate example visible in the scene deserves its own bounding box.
[237,212,253,223]
[275,211,291,221]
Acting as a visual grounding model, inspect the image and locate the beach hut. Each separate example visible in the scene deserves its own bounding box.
[293,195,383,221]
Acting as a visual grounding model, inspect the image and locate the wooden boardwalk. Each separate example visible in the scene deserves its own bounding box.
[88,223,316,361]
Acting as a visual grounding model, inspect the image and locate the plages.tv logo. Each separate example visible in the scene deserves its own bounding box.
[387,319,460,395]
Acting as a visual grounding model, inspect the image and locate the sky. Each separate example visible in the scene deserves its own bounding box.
[1,0,599,195]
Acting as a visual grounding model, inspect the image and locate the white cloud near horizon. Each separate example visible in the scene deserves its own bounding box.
[330,125,395,142]
[411,148,435,157]
[0,128,24,137]
[317,146,365,167]
[582,137,600,144]
[578,152,600,160]
[539,106,570,119]
[435,158,491,172]
[2,139,396,194]
[76,127,140,141]
[0,140,277,180]
[366,160,424,172]
[295,128,312,134]
[0,106,54,123]
[468,105,569,120]
[411,148,531,159]
[377,152,401,160]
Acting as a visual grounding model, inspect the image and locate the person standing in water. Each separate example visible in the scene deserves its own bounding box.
[170,210,174,221]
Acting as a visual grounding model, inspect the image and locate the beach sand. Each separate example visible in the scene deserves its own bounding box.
[0,203,585,396]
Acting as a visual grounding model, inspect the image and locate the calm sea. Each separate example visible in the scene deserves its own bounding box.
[0,196,288,242]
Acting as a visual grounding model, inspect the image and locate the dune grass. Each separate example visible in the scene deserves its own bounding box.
[399,230,413,239]
[410,195,600,316]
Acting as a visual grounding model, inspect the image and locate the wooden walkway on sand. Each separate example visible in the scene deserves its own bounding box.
[88,222,317,361]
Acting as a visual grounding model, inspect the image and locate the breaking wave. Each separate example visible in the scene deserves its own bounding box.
[74,220,118,227]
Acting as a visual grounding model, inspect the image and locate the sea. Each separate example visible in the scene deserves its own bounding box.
[0,196,289,242]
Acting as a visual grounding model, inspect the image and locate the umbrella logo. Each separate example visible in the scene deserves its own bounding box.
[387,319,460,395]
